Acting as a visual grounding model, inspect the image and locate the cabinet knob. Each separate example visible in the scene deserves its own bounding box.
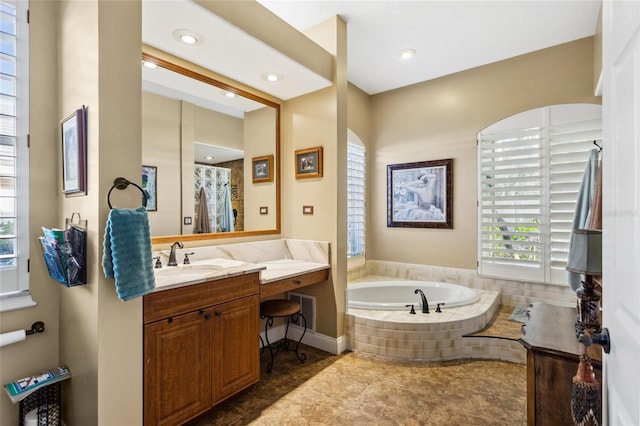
[294,280,302,285]
[215,310,222,316]
[203,313,212,320]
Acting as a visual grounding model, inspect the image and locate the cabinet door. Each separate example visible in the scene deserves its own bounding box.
[144,310,211,426]
[212,295,260,404]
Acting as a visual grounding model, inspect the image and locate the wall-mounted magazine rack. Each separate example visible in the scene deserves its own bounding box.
[39,213,87,287]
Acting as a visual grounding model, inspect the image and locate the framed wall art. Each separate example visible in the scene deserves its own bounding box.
[387,158,453,229]
[142,165,157,211]
[295,146,323,179]
[252,155,274,183]
[60,106,87,195]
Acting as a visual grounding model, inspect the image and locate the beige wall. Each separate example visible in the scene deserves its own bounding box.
[57,1,144,424]
[347,83,372,150]
[369,37,601,269]
[0,2,61,425]
[282,16,348,338]
[194,105,244,150]
[244,107,278,230]
[142,91,182,236]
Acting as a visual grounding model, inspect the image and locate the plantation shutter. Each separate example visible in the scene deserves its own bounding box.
[347,141,365,258]
[548,105,603,283]
[478,104,602,285]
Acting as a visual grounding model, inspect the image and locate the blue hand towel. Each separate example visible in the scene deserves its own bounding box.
[103,207,156,301]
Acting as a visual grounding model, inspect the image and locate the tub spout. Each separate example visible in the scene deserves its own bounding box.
[414,289,430,314]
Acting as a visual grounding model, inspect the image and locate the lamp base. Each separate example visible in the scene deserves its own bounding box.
[575,277,601,337]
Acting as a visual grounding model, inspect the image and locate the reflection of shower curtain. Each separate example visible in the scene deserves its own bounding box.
[194,187,211,233]
[195,165,231,232]
[220,184,235,232]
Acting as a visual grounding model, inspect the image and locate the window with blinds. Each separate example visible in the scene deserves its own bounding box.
[477,104,601,284]
[1,0,30,306]
[347,140,365,258]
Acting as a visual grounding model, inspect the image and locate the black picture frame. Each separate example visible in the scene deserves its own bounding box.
[61,106,87,195]
[387,158,453,229]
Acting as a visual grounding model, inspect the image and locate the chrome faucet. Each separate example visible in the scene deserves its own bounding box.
[168,241,183,267]
[414,289,430,313]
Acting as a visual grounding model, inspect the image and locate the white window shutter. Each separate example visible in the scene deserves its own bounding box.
[478,104,601,285]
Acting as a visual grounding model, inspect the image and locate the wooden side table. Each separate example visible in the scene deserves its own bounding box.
[519,303,602,426]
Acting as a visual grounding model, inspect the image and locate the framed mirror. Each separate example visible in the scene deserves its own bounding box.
[141,52,281,244]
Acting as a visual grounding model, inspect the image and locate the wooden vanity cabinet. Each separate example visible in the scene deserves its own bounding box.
[143,273,260,426]
[519,303,602,426]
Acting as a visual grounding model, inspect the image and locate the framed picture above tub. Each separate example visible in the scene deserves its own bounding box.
[387,158,453,229]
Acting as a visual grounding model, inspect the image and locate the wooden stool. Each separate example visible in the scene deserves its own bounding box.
[260,299,307,373]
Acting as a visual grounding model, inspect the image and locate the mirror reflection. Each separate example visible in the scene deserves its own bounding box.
[141,53,280,240]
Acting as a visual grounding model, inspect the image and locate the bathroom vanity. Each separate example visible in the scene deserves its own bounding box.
[143,272,261,426]
[519,303,602,426]
[143,239,330,425]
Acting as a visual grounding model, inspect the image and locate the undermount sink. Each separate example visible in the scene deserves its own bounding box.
[153,258,249,285]
[178,258,247,270]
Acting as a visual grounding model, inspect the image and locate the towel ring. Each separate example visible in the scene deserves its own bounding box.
[107,177,148,209]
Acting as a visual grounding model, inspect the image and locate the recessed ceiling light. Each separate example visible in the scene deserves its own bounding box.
[205,156,214,160]
[142,61,157,69]
[222,91,236,98]
[398,49,416,60]
[262,72,283,83]
[173,29,202,46]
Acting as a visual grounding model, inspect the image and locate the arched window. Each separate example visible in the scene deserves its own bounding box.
[477,104,601,284]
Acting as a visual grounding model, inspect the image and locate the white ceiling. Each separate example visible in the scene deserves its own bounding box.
[142,0,332,101]
[142,0,601,98]
[258,0,602,95]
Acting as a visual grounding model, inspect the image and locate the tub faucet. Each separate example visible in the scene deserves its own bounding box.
[168,241,183,267]
[414,289,430,313]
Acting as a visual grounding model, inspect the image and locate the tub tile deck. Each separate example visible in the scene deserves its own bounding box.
[346,289,513,362]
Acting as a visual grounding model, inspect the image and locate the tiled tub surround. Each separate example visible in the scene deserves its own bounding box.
[152,239,330,290]
[348,260,576,308]
[346,284,525,363]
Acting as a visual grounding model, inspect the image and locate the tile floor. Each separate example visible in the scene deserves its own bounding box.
[187,308,527,426]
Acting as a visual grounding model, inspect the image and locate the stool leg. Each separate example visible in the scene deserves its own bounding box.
[291,312,307,363]
[262,315,275,373]
[282,315,291,351]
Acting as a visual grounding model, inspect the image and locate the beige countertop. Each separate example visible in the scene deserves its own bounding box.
[152,258,329,292]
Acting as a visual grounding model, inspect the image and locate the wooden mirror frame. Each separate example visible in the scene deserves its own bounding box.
[143,52,281,245]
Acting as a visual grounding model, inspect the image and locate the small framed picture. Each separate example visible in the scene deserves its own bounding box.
[387,158,453,229]
[142,165,157,211]
[295,146,323,179]
[61,106,87,195]
[303,205,314,215]
[252,155,274,183]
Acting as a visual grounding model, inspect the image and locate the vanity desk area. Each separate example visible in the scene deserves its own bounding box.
[143,239,330,426]
[519,303,602,426]
[139,46,333,425]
